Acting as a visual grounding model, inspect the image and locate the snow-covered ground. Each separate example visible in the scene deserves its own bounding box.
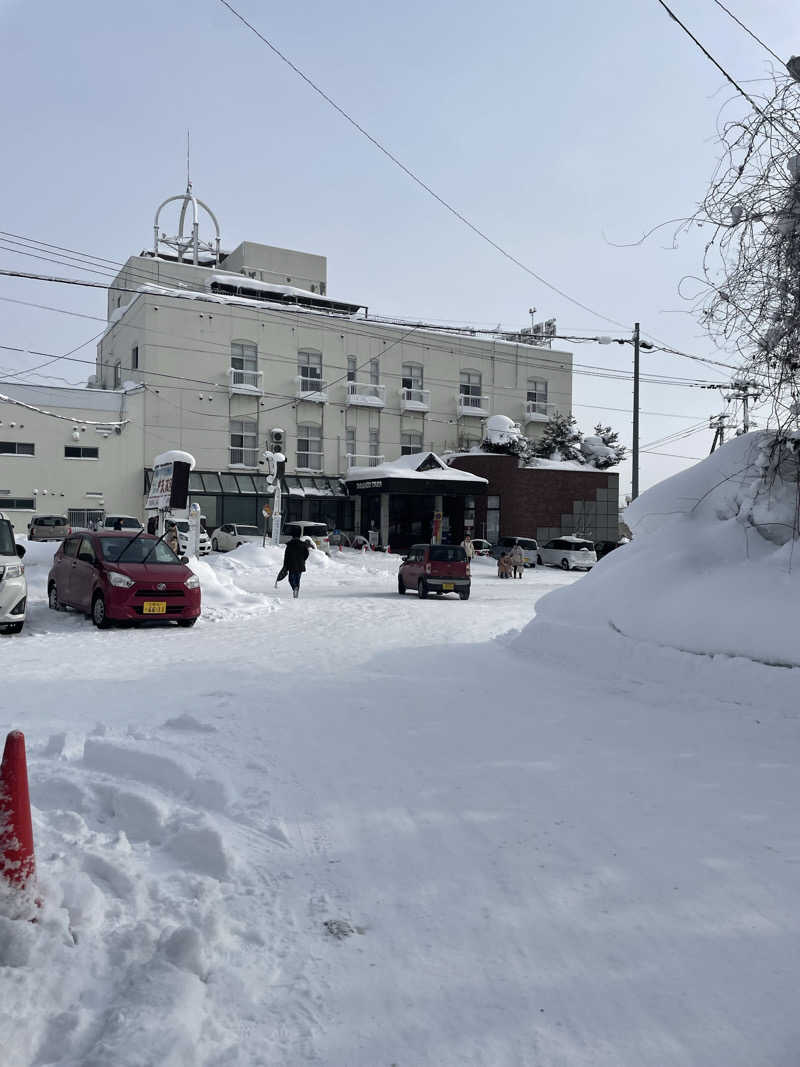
[2,456,800,1067]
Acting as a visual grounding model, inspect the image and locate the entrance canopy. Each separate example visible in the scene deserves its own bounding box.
[344,452,487,497]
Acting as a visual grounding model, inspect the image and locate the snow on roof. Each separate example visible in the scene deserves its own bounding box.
[206,272,350,307]
[0,382,129,413]
[345,452,487,484]
[153,450,196,470]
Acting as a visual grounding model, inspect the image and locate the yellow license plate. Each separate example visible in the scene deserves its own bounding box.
[442,583,454,591]
[143,601,167,614]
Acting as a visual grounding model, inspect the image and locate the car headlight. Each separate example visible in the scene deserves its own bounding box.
[108,571,135,588]
[184,574,200,589]
[0,563,23,580]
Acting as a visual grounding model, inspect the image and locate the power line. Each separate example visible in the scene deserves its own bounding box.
[710,0,783,66]
[217,0,629,330]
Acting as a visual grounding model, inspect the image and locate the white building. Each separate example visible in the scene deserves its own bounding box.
[1,183,574,541]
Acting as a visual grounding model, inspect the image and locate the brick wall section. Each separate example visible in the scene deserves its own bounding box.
[449,454,620,543]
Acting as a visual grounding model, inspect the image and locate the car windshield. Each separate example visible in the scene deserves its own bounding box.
[568,540,594,551]
[302,524,327,536]
[0,522,15,555]
[429,546,466,562]
[37,516,67,526]
[236,526,260,536]
[174,521,190,532]
[106,517,140,529]
[100,537,178,564]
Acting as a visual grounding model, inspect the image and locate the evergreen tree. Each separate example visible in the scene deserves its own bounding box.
[590,423,627,469]
[535,413,585,463]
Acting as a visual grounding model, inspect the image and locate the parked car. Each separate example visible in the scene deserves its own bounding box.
[491,536,539,567]
[98,515,143,531]
[47,530,201,628]
[398,543,471,600]
[211,523,262,551]
[0,515,26,634]
[281,521,331,556]
[538,536,597,571]
[28,514,70,541]
[164,518,212,556]
[470,538,493,556]
[594,539,623,559]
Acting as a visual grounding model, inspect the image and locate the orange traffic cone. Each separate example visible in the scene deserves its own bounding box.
[0,731,36,898]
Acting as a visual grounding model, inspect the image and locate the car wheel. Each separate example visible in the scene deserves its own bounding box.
[92,593,110,629]
[397,577,405,595]
[48,583,63,611]
[459,588,470,601]
[417,579,428,599]
[537,555,543,566]
[212,538,219,551]
[560,558,571,571]
[177,617,197,628]
[236,542,242,548]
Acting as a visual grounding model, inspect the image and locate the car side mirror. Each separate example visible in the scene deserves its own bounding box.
[180,556,189,564]
[15,544,25,558]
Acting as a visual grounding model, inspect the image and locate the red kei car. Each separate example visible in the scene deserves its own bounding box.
[48,530,201,628]
[398,543,471,600]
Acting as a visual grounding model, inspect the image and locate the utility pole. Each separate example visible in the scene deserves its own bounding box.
[632,322,640,500]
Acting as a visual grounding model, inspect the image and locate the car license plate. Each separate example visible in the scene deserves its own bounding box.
[442,583,454,591]
[143,601,167,614]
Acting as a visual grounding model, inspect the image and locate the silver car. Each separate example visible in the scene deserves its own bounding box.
[28,514,69,541]
[211,523,263,551]
[0,515,26,633]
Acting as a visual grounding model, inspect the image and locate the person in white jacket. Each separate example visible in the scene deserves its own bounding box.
[509,541,525,578]
[461,534,475,559]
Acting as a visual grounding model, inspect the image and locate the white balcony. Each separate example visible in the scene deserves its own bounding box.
[525,400,555,422]
[346,453,384,469]
[400,387,430,413]
[296,451,325,473]
[346,381,385,407]
[228,367,264,395]
[458,393,490,417]
[229,446,259,467]
[295,375,328,403]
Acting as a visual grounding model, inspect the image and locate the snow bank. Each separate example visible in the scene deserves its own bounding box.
[513,432,800,667]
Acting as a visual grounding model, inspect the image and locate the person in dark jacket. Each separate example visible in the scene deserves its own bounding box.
[282,532,310,598]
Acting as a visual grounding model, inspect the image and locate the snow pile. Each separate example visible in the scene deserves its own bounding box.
[514,431,800,667]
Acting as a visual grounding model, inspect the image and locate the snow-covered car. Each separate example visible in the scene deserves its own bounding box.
[491,536,539,567]
[0,515,26,634]
[99,515,143,531]
[211,524,263,551]
[165,518,212,557]
[538,536,597,571]
[281,521,331,556]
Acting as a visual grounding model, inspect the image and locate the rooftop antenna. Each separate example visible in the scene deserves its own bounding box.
[152,134,222,265]
[186,128,191,192]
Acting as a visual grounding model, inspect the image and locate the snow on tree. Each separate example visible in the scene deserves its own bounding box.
[534,412,585,463]
[580,423,627,469]
[480,415,536,462]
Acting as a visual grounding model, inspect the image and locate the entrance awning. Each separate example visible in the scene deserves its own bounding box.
[344,452,487,496]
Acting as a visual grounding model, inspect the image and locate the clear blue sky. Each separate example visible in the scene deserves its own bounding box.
[1,0,797,494]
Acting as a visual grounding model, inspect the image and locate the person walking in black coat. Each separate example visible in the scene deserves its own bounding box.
[282,532,310,599]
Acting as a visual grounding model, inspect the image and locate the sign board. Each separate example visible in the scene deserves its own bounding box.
[356,480,383,490]
[146,461,175,510]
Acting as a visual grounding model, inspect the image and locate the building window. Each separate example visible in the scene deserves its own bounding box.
[459,370,482,406]
[346,356,357,382]
[297,424,323,470]
[0,497,35,510]
[487,494,500,543]
[0,442,35,456]
[369,358,380,386]
[527,379,548,414]
[346,427,356,455]
[369,429,380,458]
[64,446,99,459]
[231,341,258,373]
[298,349,323,388]
[401,364,423,391]
[230,419,258,466]
[113,362,121,389]
[458,435,480,452]
[401,431,422,455]
[131,345,139,370]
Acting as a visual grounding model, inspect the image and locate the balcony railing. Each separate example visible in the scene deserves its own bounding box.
[229,446,259,467]
[525,400,555,422]
[400,386,431,412]
[346,453,385,469]
[346,381,385,407]
[295,375,328,403]
[296,451,325,472]
[458,393,490,417]
[228,367,264,395]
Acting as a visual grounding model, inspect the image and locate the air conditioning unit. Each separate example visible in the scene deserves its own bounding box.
[270,428,285,449]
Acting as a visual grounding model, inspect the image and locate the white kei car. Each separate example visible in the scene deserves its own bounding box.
[164,518,212,557]
[0,514,27,634]
[537,536,598,571]
[281,521,332,556]
[211,523,263,552]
